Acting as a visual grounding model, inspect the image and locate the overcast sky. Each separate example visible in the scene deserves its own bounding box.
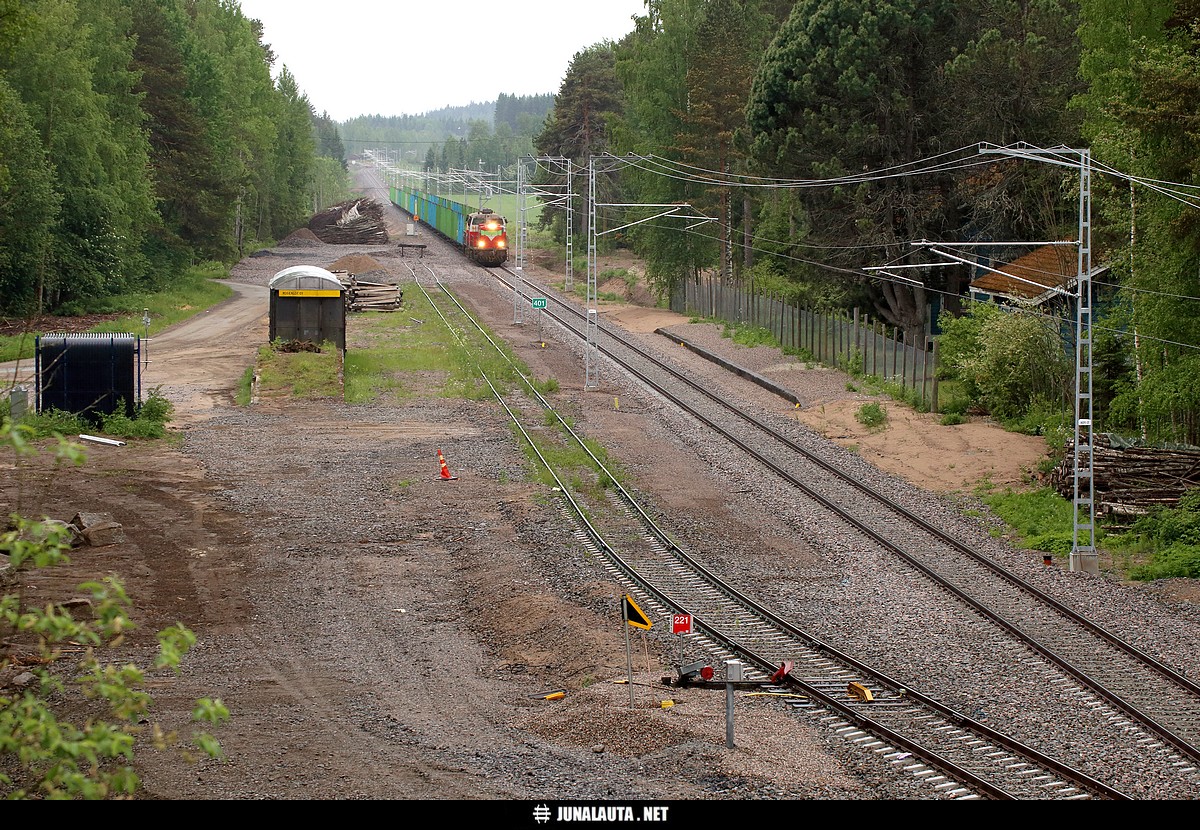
[235,0,648,122]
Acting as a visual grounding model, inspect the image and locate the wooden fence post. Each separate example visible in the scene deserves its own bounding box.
[930,336,939,414]
[889,326,896,381]
[852,308,861,374]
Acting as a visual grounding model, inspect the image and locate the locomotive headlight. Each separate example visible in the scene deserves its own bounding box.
[485,221,498,231]
[496,240,506,249]
[476,239,487,248]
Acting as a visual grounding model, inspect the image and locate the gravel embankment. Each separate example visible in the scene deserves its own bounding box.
[140,185,1200,801]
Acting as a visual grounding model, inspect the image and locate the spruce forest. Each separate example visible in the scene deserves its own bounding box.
[3,0,1200,446]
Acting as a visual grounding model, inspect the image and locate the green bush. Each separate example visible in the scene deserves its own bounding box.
[937,303,1071,425]
[1,419,227,798]
[17,408,88,439]
[938,393,970,416]
[98,389,174,439]
[1129,544,1200,580]
[855,401,887,429]
[14,389,174,441]
[939,412,967,426]
[1120,490,1200,579]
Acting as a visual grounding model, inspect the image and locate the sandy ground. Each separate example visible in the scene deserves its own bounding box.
[600,302,1048,497]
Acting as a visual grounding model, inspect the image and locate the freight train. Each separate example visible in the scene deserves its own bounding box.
[389,182,509,266]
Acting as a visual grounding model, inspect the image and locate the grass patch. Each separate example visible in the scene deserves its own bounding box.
[343,349,410,403]
[236,365,255,406]
[720,321,777,349]
[515,409,624,497]
[0,263,234,362]
[855,402,887,430]
[977,484,1076,556]
[255,341,343,399]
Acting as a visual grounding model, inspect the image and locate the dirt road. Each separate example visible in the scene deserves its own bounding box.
[143,282,268,425]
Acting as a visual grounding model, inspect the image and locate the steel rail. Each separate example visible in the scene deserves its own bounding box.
[417,266,1126,800]
[490,265,1200,768]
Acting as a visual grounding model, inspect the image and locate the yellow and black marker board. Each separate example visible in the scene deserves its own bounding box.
[623,594,652,630]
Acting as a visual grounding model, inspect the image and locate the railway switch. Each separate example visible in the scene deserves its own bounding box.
[676,660,714,684]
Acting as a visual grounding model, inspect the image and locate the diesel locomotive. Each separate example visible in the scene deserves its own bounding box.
[463,208,508,266]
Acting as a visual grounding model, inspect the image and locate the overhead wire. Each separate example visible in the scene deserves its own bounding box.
[633,144,986,184]
[644,215,1200,354]
[386,141,1200,353]
[617,150,999,190]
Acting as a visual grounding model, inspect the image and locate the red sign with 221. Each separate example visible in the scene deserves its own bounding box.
[672,614,692,634]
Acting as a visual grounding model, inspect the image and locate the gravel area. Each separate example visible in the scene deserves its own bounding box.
[5,174,1199,803]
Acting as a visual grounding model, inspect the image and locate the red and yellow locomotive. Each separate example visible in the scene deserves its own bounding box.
[464,208,508,266]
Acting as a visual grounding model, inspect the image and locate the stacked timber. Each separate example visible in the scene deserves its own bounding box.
[1050,434,1200,521]
[308,198,389,244]
[336,272,402,312]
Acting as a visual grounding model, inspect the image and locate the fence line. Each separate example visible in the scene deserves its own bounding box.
[672,275,939,411]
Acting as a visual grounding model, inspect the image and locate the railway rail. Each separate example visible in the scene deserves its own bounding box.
[473,261,1200,797]
[368,165,1200,797]
[401,261,1130,800]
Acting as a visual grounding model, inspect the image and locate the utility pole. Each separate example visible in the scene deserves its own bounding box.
[514,156,526,325]
[980,143,1097,575]
[586,158,600,390]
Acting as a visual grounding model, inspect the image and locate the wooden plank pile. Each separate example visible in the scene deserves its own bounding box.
[1049,434,1200,521]
[334,271,403,312]
[308,198,389,244]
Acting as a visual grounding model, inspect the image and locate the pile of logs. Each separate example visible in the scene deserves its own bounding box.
[1050,434,1200,522]
[335,272,403,312]
[308,199,389,244]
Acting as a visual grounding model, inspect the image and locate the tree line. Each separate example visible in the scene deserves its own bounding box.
[0,0,346,317]
[529,0,1200,446]
[5,0,1199,445]
[339,96,554,178]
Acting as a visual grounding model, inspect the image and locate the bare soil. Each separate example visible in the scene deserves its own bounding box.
[5,235,1188,802]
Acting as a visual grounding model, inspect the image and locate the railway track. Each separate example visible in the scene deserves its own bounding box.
[372,170,1200,796]
[468,262,1200,796]
[404,262,1133,800]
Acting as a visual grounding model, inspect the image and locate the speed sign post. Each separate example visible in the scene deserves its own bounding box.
[531,297,547,340]
[672,613,692,667]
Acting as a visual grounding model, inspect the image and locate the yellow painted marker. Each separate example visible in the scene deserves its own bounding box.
[614,397,620,410]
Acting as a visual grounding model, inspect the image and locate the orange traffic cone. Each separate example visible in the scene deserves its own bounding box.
[437,449,458,481]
